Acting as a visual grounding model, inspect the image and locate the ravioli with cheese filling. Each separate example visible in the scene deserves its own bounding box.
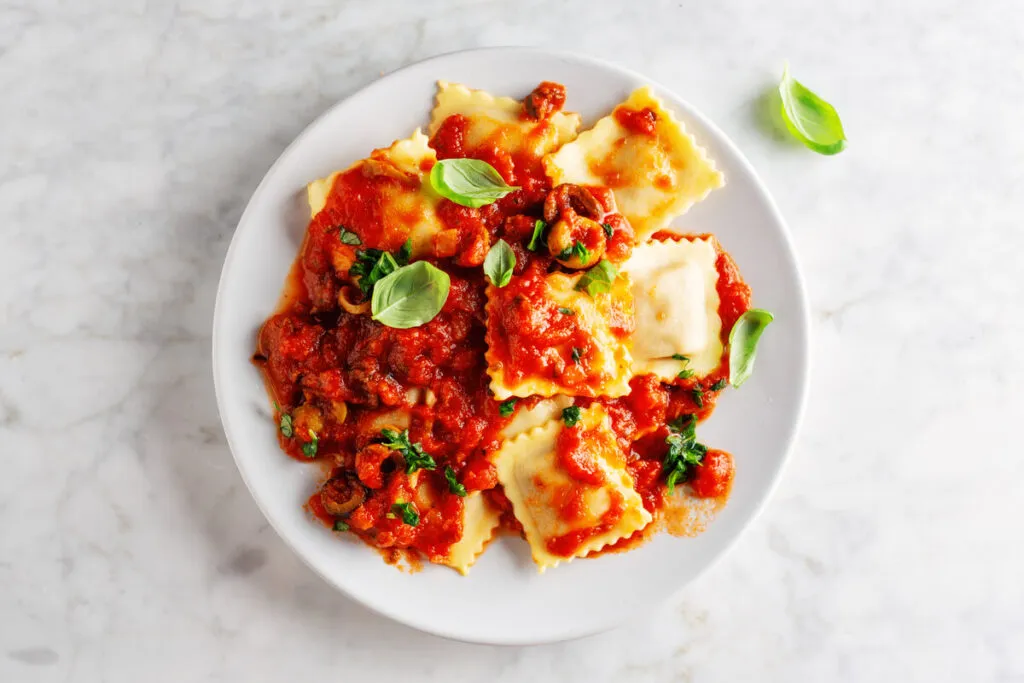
[622,237,723,380]
[305,129,455,258]
[494,405,652,571]
[543,86,723,241]
[485,263,634,400]
[441,492,501,575]
[428,81,581,169]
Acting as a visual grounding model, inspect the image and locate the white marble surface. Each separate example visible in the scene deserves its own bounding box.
[2,0,1023,680]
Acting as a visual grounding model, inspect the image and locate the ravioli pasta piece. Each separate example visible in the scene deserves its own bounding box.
[543,86,723,241]
[622,237,723,379]
[441,492,501,575]
[500,396,574,440]
[429,81,581,161]
[493,405,652,571]
[485,269,634,400]
[305,130,451,257]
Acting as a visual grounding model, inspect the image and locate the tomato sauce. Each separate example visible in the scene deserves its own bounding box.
[253,82,751,570]
[614,106,659,136]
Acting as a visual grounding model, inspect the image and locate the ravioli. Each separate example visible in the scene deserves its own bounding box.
[305,130,453,257]
[493,405,652,571]
[441,492,501,575]
[622,237,723,379]
[543,86,723,241]
[501,396,574,439]
[485,266,634,400]
[428,81,581,164]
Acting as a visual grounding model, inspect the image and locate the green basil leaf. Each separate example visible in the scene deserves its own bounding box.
[379,428,435,473]
[390,501,419,527]
[710,378,728,392]
[301,429,319,458]
[527,219,548,251]
[690,387,704,408]
[561,405,581,427]
[429,158,519,208]
[729,308,774,387]
[575,259,619,297]
[279,412,294,438]
[338,227,362,245]
[444,466,468,497]
[333,520,350,532]
[498,398,517,418]
[558,307,575,316]
[779,64,847,155]
[677,369,695,380]
[483,239,516,288]
[371,261,451,329]
[571,347,582,364]
[601,222,614,238]
[397,238,412,265]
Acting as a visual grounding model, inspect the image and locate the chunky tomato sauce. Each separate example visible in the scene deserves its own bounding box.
[253,81,751,569]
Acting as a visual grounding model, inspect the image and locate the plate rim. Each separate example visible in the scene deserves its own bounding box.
[212,46,811,645]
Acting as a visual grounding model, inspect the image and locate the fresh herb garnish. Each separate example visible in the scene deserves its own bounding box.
[710,378,728,392]
[561,405,581,427]
[558,241,590,264]
[338,227,362,246]
[390,501,419,526]
[483,239,516,288]
[278,412,294,438]
[779,64,846,155]
[350,244,411,296]
[663,415,707,493]
[301,429,319,458]
[575,259,618,297]
[601,222,614,237]
[677,369,695,380]
[527,219,548,251]
[498,398,517,418]
[729,308,774,387]
[429,158,519,208]
[398,238,412,264]
[571,347,582,364]
[380,428,436,473]
[371,261,451,329]
[690,387,704,408]
[444,466,468,497]
[333,520,350,532]
[558,307,575,316]
[671,353,689,362]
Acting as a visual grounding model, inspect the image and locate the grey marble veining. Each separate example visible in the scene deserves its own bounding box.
[2,0,1023,681]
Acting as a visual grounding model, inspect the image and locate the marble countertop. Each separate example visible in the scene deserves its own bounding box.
[2,1,1022,681]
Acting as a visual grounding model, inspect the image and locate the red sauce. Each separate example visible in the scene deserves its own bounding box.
[614,106,659,136]
[254,82,753,569]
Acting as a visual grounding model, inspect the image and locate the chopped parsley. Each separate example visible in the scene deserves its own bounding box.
[710,378,728,392]
[390,501,419,526]
[558,241,590,264]
[338,227,362,245]
[527,219,548,251]
[301,429,319,458]
[561,405,582,427]
[571,347,582,364]
[380,428,436,473]
[278,412,294,438]
[690,387,705,408]
[349,242,412,295]
[332,520,350,532]
[601,222,614,237]
[558,307,575,316]
[444,466,468,497]
[663,415,707,493]
[498,398,517,418]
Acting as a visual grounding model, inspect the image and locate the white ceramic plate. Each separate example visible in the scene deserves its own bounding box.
[213,47,810,645]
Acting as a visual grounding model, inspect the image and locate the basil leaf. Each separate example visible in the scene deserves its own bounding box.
[561,405,581,427]
[601,223,614,238]
[571,347,582,364]
[390,501,419,527]
[527,219,548,251]
[301,429,319,458]
[729,308,774,387]
[558,307,575,316]
[779,64,846,155]
[575,259,618,297]
[558,242,590,264]
[710,378,727,392]
[371,261,451,329]
[429,158,519,208]
[677,369,695,380]
[444,466,468,497]
[663,415,707,493]
[333,520,350,532]
[279,413,294,438]
[690,387,704,408]
[338,227,362,246]
[379,428,435,473]
[483,239,516,288]
[498,398,517,418]
[397,238,412,265]
[671,353,689,362]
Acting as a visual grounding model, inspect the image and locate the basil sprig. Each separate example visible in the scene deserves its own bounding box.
[350,239,412,295]
[575,259,618,297]
[779,64,846,155]
[429,158,519,208]
[527,220,548,251]
[561,405,581,427]
[663,415,707,493]
[371,261,450,329]
[483,239,516,288]
[729,308,774,387]
[444,466,467,497]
